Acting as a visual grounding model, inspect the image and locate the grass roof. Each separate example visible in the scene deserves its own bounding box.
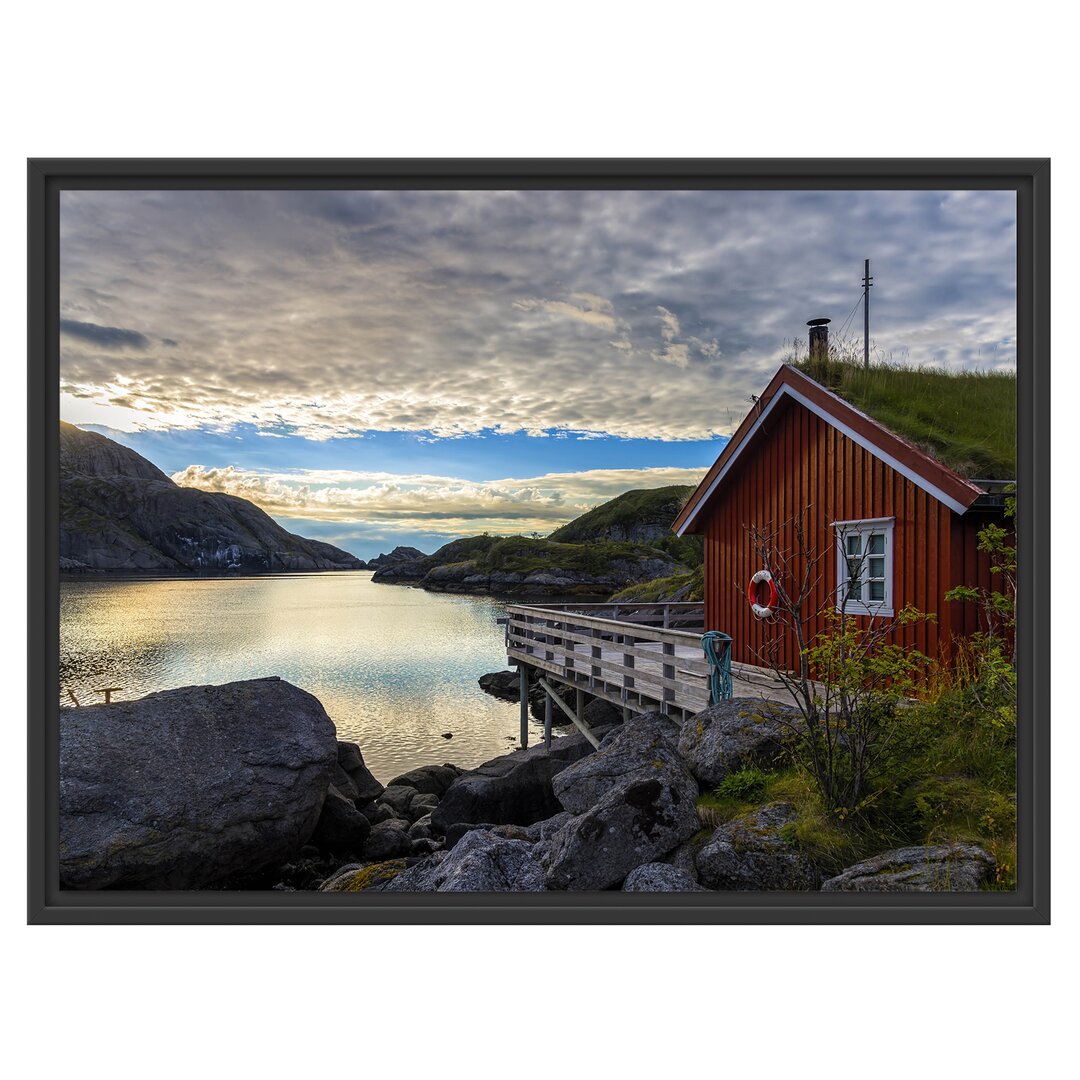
[793,356,1016,481]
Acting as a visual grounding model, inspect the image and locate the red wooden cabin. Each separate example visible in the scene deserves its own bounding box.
[671,362,1013,669]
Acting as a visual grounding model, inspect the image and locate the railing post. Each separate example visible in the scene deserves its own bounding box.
[564,618,574,674]
[661,639,675,716]
[544,689,552,751]
[519,664,529,749]
[590,627,601,689]
[623,633,635,702]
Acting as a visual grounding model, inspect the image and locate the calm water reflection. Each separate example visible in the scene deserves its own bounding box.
[59,572,545,781]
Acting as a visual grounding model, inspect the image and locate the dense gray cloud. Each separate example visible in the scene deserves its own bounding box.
[60,319,151,350]
[60,189,1016,440]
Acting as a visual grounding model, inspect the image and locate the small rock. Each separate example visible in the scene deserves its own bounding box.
[307,786,372,856]
[319,859,408,892]
[383,830,546,892]
[336,741,385,804]
[695,803,821,891]
[364,819,412,861]
[385,764,461,796]
[379,785,418,816]
[623,863,708,892]
[821,843,996,892]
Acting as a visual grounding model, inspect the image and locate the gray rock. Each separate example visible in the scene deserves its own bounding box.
[678,699,797,789]
[431,729,609,832]
[357,800,396,826]
[385,763,461,796]
[383,830,546,892]
[695,803,821,891]
[821,843,996,892]
[542,730,700,890]
[363,819,412,861]
[329,763,360,803]
[478,670,521,701]
[407,813,435,840]
[307,785,372,855]
[408,792,441,820]
[59,677,338,889]
[337,742,384,804]
[523,811,573,842]
[318,859,408,892]
[553,711,683,815]
[379,785,418,816]
[623,863,708,892]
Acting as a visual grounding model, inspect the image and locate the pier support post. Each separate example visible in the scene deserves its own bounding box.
[519,664,529,749]
[544,690,552,750]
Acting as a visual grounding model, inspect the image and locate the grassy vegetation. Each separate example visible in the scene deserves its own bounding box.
[794,355,1016,480]
[611,565,704,603]
[695,670,1017,887]
[476,536,683,576]
[549,486,697,543]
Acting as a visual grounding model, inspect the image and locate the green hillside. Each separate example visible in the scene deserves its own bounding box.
[549,485,704,568]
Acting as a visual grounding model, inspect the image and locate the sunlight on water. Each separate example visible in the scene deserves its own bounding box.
[59,572,546,782]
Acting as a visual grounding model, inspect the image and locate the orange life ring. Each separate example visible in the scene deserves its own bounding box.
[748,569,779,619]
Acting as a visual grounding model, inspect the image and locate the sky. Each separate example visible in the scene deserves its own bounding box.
[59,189,1017,560]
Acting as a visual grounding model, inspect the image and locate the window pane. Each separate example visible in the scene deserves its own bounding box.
[869,581,885,601]
[846,580,863,601]
[869,557,885,577]
[868,533,885,555]
[846,534,862,556]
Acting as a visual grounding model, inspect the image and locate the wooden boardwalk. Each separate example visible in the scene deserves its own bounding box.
[504,602,796,746]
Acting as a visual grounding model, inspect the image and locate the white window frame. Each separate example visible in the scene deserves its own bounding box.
[832,517,895,617]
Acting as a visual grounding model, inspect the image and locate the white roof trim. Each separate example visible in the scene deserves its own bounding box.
[675,384,969,536]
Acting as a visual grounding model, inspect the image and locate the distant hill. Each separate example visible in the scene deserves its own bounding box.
[59,422,366,573]
[371,485,704,598]
[549,485,695,543]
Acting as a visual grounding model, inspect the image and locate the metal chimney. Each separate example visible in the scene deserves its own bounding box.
[807,317,831,361]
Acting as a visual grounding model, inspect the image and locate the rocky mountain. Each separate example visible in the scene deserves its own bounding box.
[366,546,427,570]
[59,422,366,573]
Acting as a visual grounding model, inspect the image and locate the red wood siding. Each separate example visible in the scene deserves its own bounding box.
[699,395,1003,669]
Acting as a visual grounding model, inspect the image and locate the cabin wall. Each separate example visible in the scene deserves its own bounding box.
[700,397,1005,669]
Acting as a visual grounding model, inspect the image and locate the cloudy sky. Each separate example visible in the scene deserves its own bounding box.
[60,188,1016,559]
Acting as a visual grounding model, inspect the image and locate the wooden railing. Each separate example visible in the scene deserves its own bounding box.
[504,602,712,717]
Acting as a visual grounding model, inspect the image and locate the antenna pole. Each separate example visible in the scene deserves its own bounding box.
[862,258,873,368]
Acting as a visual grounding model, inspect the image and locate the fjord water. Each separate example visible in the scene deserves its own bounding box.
[59,572,543,782]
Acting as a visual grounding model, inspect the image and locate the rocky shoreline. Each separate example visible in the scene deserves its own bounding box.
[59,676,997,894]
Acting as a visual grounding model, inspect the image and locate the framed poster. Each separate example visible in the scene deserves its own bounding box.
[28,158,1049,923]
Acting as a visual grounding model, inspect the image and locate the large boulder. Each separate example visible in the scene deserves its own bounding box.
[430,729,608,833]
[60,677,338,889]
[383,830,546,892]
[622,863,708,892]
[695,802,821,891]
[678,698,797,789]
[821,843,996,892]
[542,716,700,890]
[553,711,682,814]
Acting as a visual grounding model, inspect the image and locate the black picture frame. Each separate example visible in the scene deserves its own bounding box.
[28,158,1050,924]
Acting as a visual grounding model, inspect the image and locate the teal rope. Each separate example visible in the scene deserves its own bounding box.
[701,631,733,704]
